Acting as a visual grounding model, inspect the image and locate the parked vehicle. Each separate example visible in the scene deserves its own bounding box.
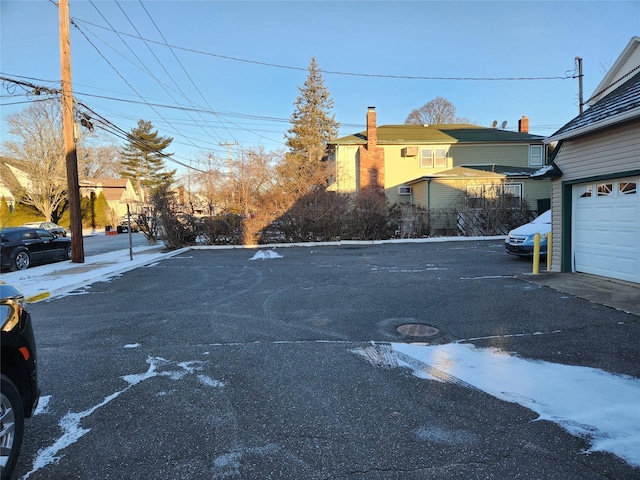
[1,282,39,480]
[116,219,139,234]
[0,227,72,271]
[20,221,67,237]
[504,210,551,256]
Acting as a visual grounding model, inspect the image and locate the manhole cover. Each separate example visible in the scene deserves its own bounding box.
[396,324,439,337]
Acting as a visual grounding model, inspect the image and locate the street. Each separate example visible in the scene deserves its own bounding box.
[81,231,149,256]
[15,240,640,479]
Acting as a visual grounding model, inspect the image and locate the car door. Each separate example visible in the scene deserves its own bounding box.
[35,229,59,261]
[21,229,48,263]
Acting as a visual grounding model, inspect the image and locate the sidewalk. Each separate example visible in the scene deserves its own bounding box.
[1,244,188,303]
[522,272,640,317]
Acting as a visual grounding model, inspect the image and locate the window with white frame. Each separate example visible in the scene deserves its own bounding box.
[435,148,447,167]
[529,145,544,167]
[466,183,523,209]
[420,148,433,168]
[502,183,523,207]
[466,185,484,209]
[421,147,448,168]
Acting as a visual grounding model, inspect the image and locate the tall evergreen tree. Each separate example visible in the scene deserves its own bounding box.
[120,120,176,202]
[282,57,339,194]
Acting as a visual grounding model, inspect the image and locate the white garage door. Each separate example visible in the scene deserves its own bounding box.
[573,177,640,284]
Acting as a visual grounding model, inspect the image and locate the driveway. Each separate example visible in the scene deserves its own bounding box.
[16,240,640,479]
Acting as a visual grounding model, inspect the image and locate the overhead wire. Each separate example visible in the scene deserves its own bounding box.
[114,0,227,147]
[72,17,575,82]
[83,1,205,154]
[137,0,235,144]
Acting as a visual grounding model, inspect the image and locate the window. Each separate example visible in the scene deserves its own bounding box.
[398,186,412,195]
[421,147,448,168]
[578,185,592,198]
[620,181,637,195]
[503,184,523,207]
[420,148,433,168]
[466,185,484,209]
[529,145,544,167]
[597,183,612,196]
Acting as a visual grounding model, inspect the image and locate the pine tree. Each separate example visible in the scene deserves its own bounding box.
[121,120,176,202]
[282,58,339,194]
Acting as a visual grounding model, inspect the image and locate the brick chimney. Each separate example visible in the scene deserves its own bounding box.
[358,106,385,190]
[518,115,529,133]
[366,106,377,147]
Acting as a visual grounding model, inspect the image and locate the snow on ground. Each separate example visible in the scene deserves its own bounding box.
[7,245,640,469]
[0,244,184,301]
[354,342,640,467]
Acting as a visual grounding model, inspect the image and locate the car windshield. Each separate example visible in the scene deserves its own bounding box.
[531,210,551,224]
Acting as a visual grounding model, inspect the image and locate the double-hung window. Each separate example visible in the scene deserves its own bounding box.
[529,145,544,167]
[421,147,447,168]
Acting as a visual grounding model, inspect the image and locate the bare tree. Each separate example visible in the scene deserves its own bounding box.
[405,96,472,125]
[2,100,67,222]
[77,135,121,179]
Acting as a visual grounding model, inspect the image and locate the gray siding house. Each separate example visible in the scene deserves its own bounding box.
[542,36,640,284]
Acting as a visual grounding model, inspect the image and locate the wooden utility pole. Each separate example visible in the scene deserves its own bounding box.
[219,141,238,204]
[576,56,584,115]
[59,0,84,262]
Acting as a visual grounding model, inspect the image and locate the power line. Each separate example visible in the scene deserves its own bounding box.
[72,17,574,82]
[73,16,283,147]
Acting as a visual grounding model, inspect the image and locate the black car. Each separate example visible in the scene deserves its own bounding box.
[0,227,72,271]
[1,283,39,479]
[19,222,67,237]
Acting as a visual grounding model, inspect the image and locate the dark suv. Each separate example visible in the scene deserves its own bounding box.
[1,283,39,479]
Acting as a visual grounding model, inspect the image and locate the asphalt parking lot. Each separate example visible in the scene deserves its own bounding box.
[14,239,640,479]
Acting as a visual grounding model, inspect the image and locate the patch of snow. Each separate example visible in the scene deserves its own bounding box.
[249,250,283,260]
[384,343,640,467]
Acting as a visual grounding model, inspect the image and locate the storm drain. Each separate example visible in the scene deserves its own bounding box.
[396,323,439,337]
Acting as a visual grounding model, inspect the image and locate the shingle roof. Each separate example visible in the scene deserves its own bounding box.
[331,124,544,145]
[548,69,640,141]
[406,167,505,185]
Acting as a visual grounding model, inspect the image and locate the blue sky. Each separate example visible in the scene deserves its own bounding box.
[1,0,639,177]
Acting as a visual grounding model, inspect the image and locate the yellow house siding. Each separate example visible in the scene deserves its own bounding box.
[383,145,452,191]
[332,145,359,193]
[449,144,531,167]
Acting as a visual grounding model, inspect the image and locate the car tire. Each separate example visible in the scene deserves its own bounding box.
[0,375,25,480]
[11,251,30,271]
[64,244,72,261]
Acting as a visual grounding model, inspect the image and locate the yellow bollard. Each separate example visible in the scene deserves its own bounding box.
[546,232,552,272]
[532,233,540,274]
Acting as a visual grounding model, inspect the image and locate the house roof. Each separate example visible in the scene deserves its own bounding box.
[405,166,505,185]
[547,37,640,143]
[80,178,135,202]
[330,124,544,145]
[463,164,543,177]
[547,70,640,143]
[587,36,640,106]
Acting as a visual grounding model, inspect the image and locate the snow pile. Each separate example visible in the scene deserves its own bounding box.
[249,250,283,260]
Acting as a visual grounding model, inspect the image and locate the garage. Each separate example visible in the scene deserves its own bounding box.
[573,176,640,283]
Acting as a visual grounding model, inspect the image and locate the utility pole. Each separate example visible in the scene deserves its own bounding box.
[219,141,238,204]
[59,0,84,262]
[576,56,584,115]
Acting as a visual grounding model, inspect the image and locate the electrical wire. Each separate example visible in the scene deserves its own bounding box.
[72,17,575,82]
[82,2,205,154]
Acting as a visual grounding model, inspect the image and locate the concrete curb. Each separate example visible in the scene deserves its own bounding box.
[24,247,190,303]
